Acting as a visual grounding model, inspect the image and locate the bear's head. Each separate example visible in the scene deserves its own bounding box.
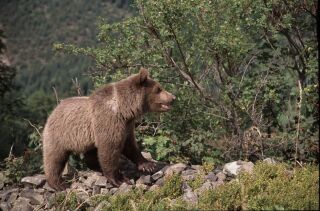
[134,68,176,113]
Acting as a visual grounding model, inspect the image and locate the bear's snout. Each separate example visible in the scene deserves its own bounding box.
[171,94,176,101]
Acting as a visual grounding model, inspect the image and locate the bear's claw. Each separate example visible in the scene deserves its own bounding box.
[138,161,157,173]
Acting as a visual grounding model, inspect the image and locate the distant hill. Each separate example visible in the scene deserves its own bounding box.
[0,0,132,97]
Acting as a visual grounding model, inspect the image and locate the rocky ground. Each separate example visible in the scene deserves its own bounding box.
[0,153,275,211]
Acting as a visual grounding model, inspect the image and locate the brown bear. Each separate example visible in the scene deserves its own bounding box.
[42,68,175,190]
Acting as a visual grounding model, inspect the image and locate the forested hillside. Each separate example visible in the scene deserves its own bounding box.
[0,0,132,96]
[0,0,132,159]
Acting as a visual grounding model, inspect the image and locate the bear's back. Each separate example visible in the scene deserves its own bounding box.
[43,96,95,153]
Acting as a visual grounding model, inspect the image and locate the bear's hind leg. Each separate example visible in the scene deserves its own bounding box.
[44,149,70,191]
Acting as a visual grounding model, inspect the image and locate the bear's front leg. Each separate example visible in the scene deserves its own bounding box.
[123,123,157,173]
[96,141,131,187]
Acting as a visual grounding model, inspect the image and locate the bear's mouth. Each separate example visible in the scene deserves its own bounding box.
[160,103,172,111]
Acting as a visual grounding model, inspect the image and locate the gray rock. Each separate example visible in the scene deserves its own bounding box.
[76,191,89,202]
[12,197,33,211]
[223,161,241,176]
[136,175,151,185]
[223,161,254,176]
[7,192,18,204]
[149,185,160,191]
[78,176,86,183]
[141,152,153,160]
[0,202,11,211]
[109,188,118,195]
[92,185,101,195]
[117,183,133,194]
[84,174,99,187]
[136,183,148,190]
[181,169,197,181]
[165,163,187,176]
[21,175,46,187]
[216,172,226,181]
[206,172,218,182]
[213,180,224,187]
[239,161,254,174]
[20,189,44,205]
[181,181,192,192]
[62,162,77,176]
[155,177,164,186]
[35,188,45,194]
[0,188,19,201]
[213,169,222,174]
[263,158,276,164]
[94,201,111,211]
[191,165,201,171]
[183,189,198,205]
[151,171,164,181]
[160,165,170,173]
[81,171,103,178]
[0,172,4,190]
[100,188,109,194]
[106,182,114,189]
[71,182,87,190]
[194,181,223,195]
[94,176,108,187]
[43,192,53,207]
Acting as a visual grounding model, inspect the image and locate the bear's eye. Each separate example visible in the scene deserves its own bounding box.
[156,87,162,93]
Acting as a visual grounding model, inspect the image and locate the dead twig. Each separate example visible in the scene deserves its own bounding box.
[71,78,82,96]
[52,86,60,105]
[294,80,302,167]
[23,118,42,138]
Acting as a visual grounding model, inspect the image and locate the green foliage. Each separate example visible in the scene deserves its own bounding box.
[188,162,214,189]
[188,173,204,190]
[143,134,177,161]
[49,191,87,211]
[1,129,43,184]
[93,174,186,210]
[160,174,183,198]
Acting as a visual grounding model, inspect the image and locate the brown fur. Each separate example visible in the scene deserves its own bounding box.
[42,68,175,190]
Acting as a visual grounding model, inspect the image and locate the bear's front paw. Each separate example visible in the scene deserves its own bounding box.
[138,161,157,173]
[106,171,132,187]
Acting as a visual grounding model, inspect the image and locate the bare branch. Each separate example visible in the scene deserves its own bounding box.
[238,55,256,92]
[23,118,42,138]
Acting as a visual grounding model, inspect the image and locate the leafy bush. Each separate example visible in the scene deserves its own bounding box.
[1,130,43,184]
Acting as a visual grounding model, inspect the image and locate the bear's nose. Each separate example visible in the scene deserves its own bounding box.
[171,94,176,101]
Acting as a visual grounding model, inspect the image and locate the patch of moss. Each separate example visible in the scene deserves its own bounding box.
[49,191,79,210]
[89,194,110,207]
[160,174,183,198]
[198,162,319,210]
[188,173,204,190]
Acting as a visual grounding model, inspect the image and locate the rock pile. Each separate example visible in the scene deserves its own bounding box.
[0,155,257,211]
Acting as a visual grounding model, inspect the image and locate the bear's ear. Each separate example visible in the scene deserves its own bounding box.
[136,68,149,85]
